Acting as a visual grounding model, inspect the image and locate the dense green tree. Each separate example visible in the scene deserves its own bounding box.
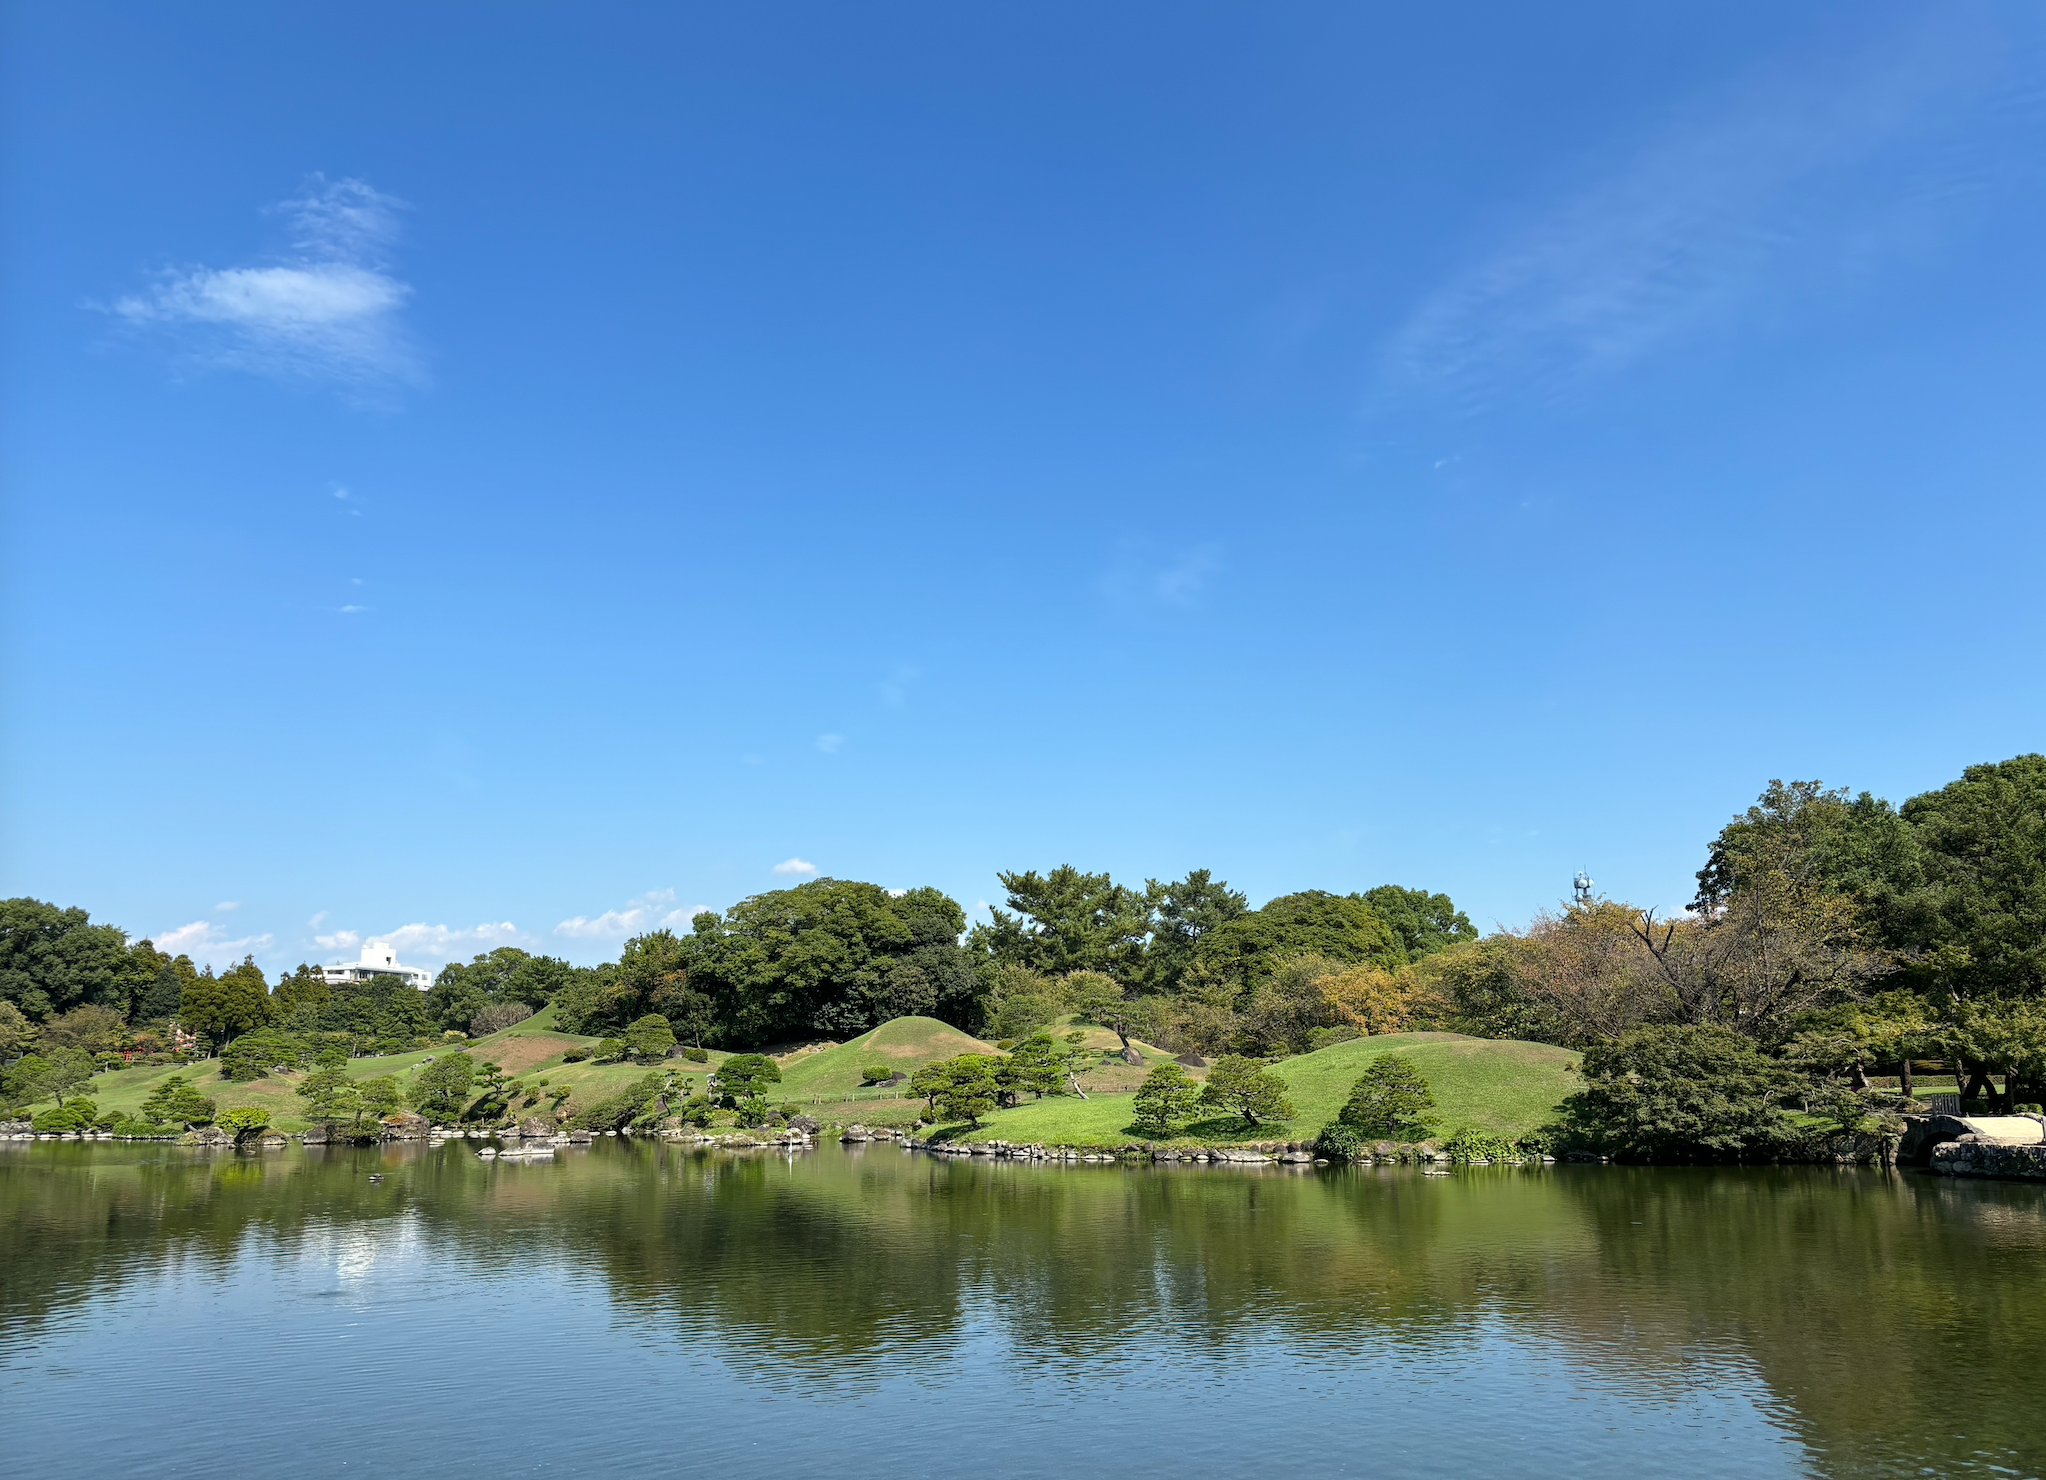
[625,1013,677,1061]
[1335,1054,1437,1140]
[133,950,198,1023]
[1359,886,1478,960]
[432,948,575,1028]
[688,879,978,1044]
[410,1053,477,1119]
[39,1004,127,1053]
[218,1028,306,1081]
[1562,1025,1803,1162]
[970,866,1150,982]
[998,1033,1070,1101]
[1139,870,1249,991]
[28,1046,97,1107]
[1065,971,1141,1054]
[179,957,272,1043]
[932,1054,1000,1127]
[0,897,137,1020]
[1198,1055,1294,1127]
[982,965,1064,1040]
[269,965,331,1026]
[0,1000,33,1058]
[218,1106,271,1141]
[713,1053,782,1106]
[1132,1063,1203,1135]
[142,1073,215,1127]
[355,1076,402,1127]
[1194,892,1403,992]
[295,1064,356,1124]
[1902,755,2046,1003]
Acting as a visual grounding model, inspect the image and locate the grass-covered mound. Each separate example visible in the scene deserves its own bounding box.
[773,1016,994,1099]
[955,1032,1579,1148]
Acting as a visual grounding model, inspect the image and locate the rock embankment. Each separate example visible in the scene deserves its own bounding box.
[1903,1113,2046,1179]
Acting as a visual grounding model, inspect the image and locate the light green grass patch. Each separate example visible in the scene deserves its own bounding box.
[954,1032,1580,1147]
[772,1016,994,1099]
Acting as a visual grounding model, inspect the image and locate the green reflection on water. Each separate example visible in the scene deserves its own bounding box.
[3,1142,2040,1477]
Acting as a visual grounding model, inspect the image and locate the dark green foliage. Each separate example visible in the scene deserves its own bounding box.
[678,1095,715,1126]
[142,1074,215,1127]
[6,1047,96,1108]
[1902,755,2046,1001]
[354,1076,402,1126]
[859,1063,896,1085]
[1194,892,1403,990]
[429,948,576,1031]
[1359,886,1478,959]
[594,1038,628,1063]
[1131,1063,1203,1135]
[1439,1126,1515,1165]
[688,880,980,1044]
[969,866,1151,981]
[1314,1121,1368,1159]
[561,1045,591,1062]
[218,1028,306,1082]
[296,1064,355,1123]
[179,956,273,1043]
[624,1014,677,1062]
[1139,870,1249,992]
[410,1053,477,1119]
[932,1054,999,1127]
[680,1045,707,1063]
[1198,1055,1295,1127]
[998,1033,1069,1100]
[0,897,143,1020]
[1562,1025,1803,1163]
[713,1053,781,1106]
[32,1099,97,1133]
[1337,1054,1437,1140]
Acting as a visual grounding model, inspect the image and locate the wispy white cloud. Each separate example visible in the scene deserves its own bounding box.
[215,900,240,912]
[1098,543,1223,610]
[880,665,921,705]
[1379,15,2029,415]
[315,921,525,960]
[555,889,701,941]
[156,919,275,967]
[106,176,422,395]
[815,733,844,754]
[772,858,819,877]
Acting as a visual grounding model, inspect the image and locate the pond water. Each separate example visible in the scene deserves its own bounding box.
[1,1141,2041,1479]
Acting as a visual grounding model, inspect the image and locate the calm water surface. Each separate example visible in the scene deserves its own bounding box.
[2,1141,2041,1478]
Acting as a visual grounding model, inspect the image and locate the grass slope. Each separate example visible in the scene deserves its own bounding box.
[953,1032,1580,1147]
[773,1016,994,1099]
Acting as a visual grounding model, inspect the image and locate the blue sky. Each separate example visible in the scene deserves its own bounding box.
[5,3,2045,974]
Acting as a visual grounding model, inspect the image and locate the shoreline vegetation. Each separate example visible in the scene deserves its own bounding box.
[6,754,2046,1169]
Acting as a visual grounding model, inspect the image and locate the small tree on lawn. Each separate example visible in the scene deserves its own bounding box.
[1337,1055,1437,1141]
[999,1034,1068,1103]
[219,1106,271,1142]
[1132,1063,1203,1136]
[1199,1055,1294,1128]
[934,1055,1000,1128]
[143,1073,217,1127]
[625,1014,678,1063]
[36,1047,98,1107]
[714,1053,782,1107]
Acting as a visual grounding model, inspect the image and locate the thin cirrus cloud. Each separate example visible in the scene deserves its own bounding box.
[1097,542,1223,611]
[106,176,422,395]
[555,889,702,941]
[773,858,819,877]
[1377,12,2035,417]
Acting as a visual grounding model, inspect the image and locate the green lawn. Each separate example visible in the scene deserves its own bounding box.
[943,1032,1581,1148]
[771,1015,995,1099]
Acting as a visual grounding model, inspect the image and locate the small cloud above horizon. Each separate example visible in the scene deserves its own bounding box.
[773,857,819,877]
[314,920,524,961]
[104,176,423,397]
[555,888,701,940]
[156,919,275,968]
[815,733,844,754]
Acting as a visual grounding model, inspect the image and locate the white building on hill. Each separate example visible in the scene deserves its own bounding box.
[322,940,433,992]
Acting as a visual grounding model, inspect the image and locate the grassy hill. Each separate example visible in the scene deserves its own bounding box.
[773,1016,994,1099]
[949,1032,1580,1147]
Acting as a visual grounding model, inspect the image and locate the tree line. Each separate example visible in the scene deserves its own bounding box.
[6,752,2046,1145]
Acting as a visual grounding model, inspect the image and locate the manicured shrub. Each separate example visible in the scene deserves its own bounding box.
[33,1100,97,1133]
[561,1046,591,1063]
[859,1064,896,1086]
[1132,1063,1203,1135]
[1440,1126,1514,1165]
[681,1046,708,1064]
[219,1106,272,1141]
[1314,1121,1368,1159]
[1336,1055,1436,1141]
